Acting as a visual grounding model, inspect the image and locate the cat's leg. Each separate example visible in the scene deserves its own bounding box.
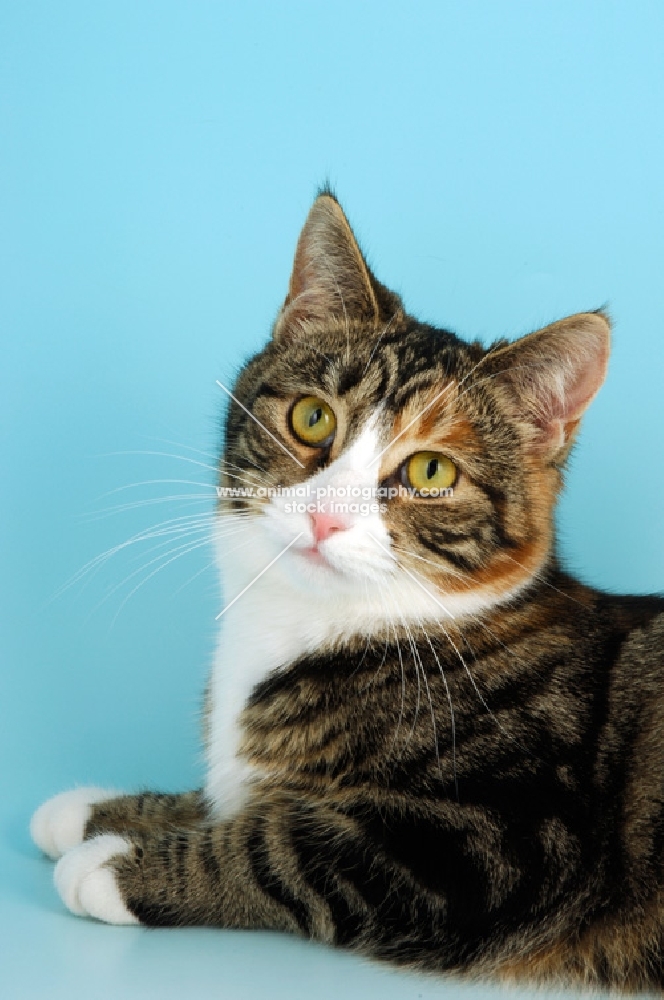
[51,790,592,980]
[53,796,329,930]
[52,794,412,941]
[31,789,206,860]
[85,790,206,838]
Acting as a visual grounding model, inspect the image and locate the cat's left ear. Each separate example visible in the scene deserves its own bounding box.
[273,192,402,341]
[487,311,611,459]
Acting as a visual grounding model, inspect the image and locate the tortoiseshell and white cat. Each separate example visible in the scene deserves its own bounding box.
[32,193,664,990]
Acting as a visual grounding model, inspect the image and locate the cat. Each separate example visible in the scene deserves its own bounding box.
[31,191,664,991]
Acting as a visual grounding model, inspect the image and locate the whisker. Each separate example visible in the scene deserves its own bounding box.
[83,495,215,521]
[219,454,267,477]
[217,469,267,489]
[89,479,217,503]
[144,435,220,462]
[122,516,249,572]
[376,580,408,756]
[121,522,217,569]
[382,584,422,749]
[218,456,265,477]
[91,528,215,612]
[108,537,212,628]
[171,558,217,597]
[419,617,458,799]
[501,551,589,609]
[404,563,533,759]
[392,541,544,669]
[49,513,219,602]
[368,531,530,757]
[100,450,218,474]
[402,612,441,778]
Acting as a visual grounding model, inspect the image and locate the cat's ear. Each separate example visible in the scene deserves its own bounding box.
[273,193,401,340]
[487,312,611,458]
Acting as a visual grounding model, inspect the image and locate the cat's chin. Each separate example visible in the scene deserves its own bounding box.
[284,543,374,590]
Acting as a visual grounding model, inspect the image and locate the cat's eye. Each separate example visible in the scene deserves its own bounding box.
[404,451,457,494]
[290,396,337,447]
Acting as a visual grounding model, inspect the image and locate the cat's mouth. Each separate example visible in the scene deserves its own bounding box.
[296,542,340,572]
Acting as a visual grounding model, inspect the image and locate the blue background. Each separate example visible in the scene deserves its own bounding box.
[2,2,664,997]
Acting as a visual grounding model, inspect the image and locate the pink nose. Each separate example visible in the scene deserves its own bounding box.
[309,510,349,544]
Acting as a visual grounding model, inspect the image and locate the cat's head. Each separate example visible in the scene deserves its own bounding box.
[217,193,609,626]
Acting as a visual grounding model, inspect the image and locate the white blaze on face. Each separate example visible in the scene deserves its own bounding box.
[261,416,394,583]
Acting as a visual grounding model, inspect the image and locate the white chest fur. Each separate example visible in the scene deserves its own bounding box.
[203,517,394,819]
[204,562,325,818]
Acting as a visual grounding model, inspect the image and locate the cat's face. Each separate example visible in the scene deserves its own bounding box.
[217,194,609,627]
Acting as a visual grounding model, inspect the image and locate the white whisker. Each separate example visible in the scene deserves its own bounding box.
[171,558,217,597]
[83,495,215,521]
[108,537,213,628]
[375,579,407,756]
[90,479,217,502]
[219,454,267,477]
[419,617,458,798]
[92,529,214,613]
[403,612,440,774]
[100,449,219,474]
[144,436,220,463]
[49,513,219,603]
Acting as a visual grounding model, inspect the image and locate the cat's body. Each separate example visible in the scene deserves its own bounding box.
[31,193,664,991]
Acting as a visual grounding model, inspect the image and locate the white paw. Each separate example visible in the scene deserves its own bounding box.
[30,787,120,860]
[54,835,139,924]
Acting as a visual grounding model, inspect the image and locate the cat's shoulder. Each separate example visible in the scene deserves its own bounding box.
[596,592,664,633]
[599,592,664,677]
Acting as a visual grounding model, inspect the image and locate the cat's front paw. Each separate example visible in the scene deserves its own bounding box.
[30,787,119,859]
[54,835,139,924]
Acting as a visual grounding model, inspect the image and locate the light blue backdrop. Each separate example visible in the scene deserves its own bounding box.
[2,2,663,997]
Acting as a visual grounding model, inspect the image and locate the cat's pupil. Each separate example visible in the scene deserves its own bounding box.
[426,458,438,480]
[309,408,322,427]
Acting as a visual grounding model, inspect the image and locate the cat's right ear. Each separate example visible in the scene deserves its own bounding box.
[273,193,401,341]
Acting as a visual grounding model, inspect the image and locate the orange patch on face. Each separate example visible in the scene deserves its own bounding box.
[464,460,557,596]
[383,383,483,480]
[391,382,458,441]
[385,380,564,606]
[408,529,552,601]
[393,455,557,604]
[462,530,550,596]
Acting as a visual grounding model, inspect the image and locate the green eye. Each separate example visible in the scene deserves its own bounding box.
[405,452,457,494]
[290,396,336,446]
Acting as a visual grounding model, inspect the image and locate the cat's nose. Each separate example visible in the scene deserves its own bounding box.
[309,510,349,544]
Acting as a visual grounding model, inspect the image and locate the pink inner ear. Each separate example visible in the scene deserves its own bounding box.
[495,313,611,450]
[556,341,610,422]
